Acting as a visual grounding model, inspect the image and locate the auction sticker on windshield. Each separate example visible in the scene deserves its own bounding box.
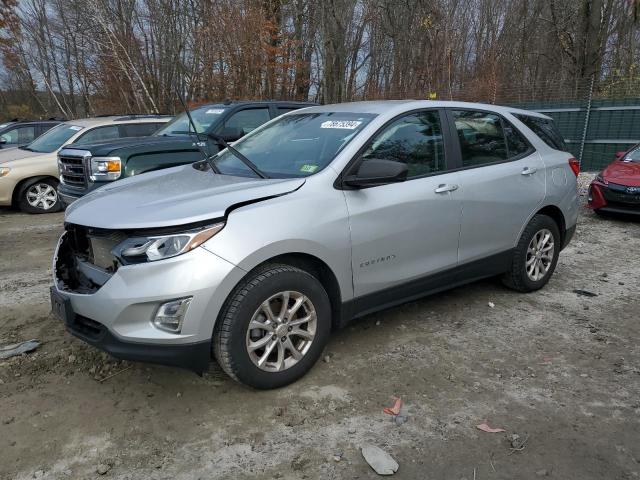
[320,120,362,129]
[68,126,83,131]
[206,109,225,115]
[300,164,318,173]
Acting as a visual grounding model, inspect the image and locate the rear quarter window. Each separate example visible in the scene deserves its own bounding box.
[515,114,567,152]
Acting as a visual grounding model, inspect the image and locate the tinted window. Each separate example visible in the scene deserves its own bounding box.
[223,108,270,135]
[624,146,640,162]
[503,121,531,157]
[452,110,507,167]
[121,123,162,137]
[156,106,227,136]
[276,107,301,116]
[26,124,84,153]
[74,125,120,145]
[360,111,445,178]
[515,114,566,151]
[1,126,36,145]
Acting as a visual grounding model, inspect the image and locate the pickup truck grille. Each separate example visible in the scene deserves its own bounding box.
[59,155,87,187]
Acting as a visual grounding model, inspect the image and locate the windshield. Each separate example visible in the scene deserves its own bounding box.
[26,124,83,153]
[623,147,640,162]
[155,106,226,136]
[213,112,376,178]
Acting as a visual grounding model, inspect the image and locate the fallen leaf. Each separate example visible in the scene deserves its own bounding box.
[476,422,506,433]
[383,397,402,416]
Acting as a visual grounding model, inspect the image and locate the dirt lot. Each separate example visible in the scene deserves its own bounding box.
[1,177,639,480]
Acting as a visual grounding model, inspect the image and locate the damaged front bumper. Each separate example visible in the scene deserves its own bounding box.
[51,225,246,373]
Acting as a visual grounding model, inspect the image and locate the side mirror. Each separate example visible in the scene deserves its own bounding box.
[216,127,243,142]
[343,159,408,188]
[0,138,6,145]
[615,151,626,160]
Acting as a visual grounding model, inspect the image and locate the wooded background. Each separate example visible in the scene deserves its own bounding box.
[0,0,638,119]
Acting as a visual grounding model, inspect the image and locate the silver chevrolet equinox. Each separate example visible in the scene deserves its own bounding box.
[51,101,579,389]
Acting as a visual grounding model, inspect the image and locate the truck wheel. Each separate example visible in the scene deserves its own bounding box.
[213,264,331,389]
[18,178,62,214]
[502,214,561,292]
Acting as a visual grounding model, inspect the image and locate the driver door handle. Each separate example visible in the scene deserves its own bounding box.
[434,184,459,194]
[521,167,537,176]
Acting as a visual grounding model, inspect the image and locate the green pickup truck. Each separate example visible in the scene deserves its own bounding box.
[57,100,315,206]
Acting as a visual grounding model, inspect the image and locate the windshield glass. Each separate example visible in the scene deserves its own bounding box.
[623,147,640,162]
[213,112,376,178]
[155,106,226,136]
[26,124,83,153]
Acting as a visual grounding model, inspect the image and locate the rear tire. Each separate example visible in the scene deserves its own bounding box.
[502,214,561,292]
[213,264,331,389]
[18,178,62,214]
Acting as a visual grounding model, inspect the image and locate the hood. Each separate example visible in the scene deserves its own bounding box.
[603,160,640,187]
[71,135,194,156]
[0,147,42,165]
[65,163,305,229]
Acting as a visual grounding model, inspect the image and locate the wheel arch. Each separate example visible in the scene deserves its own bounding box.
[228,252,345,331]
[535,204,566,245]
[12,175,59,206]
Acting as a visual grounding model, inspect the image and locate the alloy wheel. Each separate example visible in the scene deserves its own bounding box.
[245,290,317,372]
[526,228,555,281]
[26,183,58,210]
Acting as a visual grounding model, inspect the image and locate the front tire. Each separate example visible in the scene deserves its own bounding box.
[213,264,331,389]
[18,178,62,214]
[502,214,561,292]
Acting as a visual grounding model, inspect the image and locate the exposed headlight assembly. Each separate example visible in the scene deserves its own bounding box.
[90,156,121,181]
[113,223,224,263]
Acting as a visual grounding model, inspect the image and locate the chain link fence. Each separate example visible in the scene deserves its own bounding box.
[512,77,639,172]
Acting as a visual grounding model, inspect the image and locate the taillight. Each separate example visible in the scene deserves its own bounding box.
[568,158,580,177]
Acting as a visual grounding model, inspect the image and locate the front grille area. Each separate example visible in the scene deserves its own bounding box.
[68,315,105,341]
[604,183,640,205]
[59,155,87,188]
[55,224,121,294]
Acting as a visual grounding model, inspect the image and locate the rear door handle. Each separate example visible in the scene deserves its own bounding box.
[521,167,537,175]
[434,184,459,194]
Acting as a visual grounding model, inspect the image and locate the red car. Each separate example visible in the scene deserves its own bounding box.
[588,144,640,215]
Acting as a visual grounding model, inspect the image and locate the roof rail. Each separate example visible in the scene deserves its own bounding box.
[113,114,172,121]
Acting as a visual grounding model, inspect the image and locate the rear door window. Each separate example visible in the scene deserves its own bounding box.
[451,110,508,167]
[223,108,271,135]
[120,122,162,138]
[515,114,566,151]
[503,121,531,157]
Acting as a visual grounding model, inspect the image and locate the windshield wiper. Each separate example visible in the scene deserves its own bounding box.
[174,88,222,175]
[208,133,269,179]
[19,146,33,151]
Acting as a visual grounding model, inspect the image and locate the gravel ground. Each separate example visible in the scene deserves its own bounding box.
[1,173,639,480]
